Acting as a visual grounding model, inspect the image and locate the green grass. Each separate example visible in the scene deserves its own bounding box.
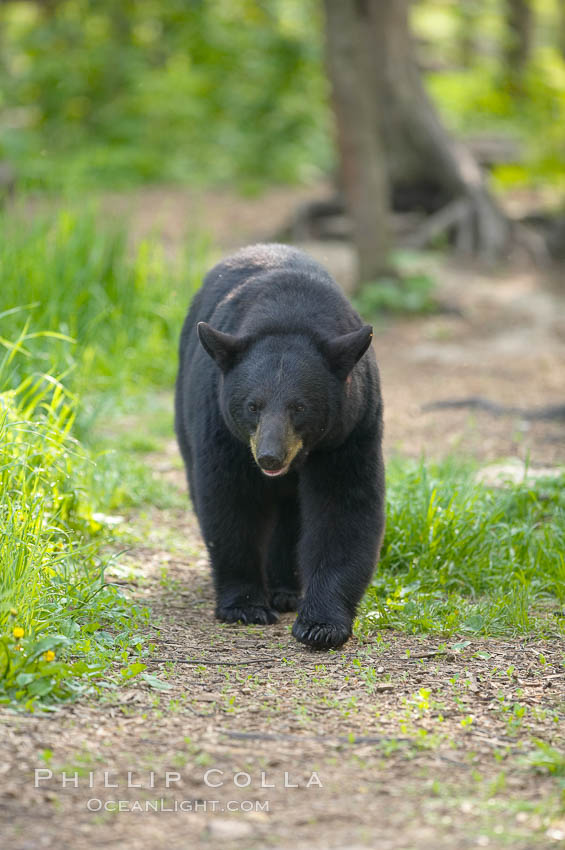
[0,351,139,708]
[0,206,208,403]
[0,216,199,708]
[358,458,565,638]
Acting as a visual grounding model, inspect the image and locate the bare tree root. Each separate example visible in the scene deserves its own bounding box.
[407,188,512,261]
[406,198,469,251]
[276,188,551,267]
[512,221,552,265]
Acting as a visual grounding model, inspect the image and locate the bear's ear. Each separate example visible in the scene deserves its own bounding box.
[197,322,248,372]
[322,325,373,380]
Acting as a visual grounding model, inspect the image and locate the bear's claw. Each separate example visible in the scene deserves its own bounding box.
[292,618,351,650]
[216,604,279,626]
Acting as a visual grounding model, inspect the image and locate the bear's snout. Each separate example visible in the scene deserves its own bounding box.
[250,413,303,477]
[257,451,286,472]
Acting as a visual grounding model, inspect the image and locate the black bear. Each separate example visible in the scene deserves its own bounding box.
[175,244,385,649]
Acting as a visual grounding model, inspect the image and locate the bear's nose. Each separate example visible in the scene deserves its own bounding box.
[258,453,284,471]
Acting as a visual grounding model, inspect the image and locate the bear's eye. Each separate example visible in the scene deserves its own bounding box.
[291,402,306,414]
[248,401,259,414]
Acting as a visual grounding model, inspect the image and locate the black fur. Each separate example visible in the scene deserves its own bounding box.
[175,244,385,649]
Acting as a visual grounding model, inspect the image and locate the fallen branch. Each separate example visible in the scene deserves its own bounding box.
[146,657,281,666]
[412,650,456,660]
[422,397,565,421]
[223,731,406,744]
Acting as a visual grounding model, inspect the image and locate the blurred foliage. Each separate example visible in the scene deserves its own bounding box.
[353,272,438,317]
[0,0,564,194]
[0,0,332,191]
[415,0,565,193]
[427,50,565,191]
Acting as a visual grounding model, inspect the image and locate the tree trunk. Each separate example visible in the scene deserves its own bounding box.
[503,0,533,89]
[365,0,511,261]
[457,0,482,69]
[323,0,391,286]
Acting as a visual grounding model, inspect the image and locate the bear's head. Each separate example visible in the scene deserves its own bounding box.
[197,323,372,478]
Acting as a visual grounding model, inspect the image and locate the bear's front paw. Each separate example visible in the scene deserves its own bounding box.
[270,589,301,613]
[216,603,279,626]
[292,616,351,650]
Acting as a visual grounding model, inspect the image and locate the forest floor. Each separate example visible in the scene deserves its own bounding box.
[1,185,565,849]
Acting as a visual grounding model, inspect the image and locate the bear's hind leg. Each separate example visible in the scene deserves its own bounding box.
[198,472,278,626]
[267,498,302,613]
[212,528,278,626]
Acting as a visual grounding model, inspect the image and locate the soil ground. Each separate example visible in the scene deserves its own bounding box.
[1,185,564,849]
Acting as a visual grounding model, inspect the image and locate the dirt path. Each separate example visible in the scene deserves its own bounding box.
[2,486,565,850]
[2,186,564,848]
[376,262,565,467]
[2,385,565,849]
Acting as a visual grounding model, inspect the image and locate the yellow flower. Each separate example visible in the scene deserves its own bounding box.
[12,626,24,639]
[43,650,56,662]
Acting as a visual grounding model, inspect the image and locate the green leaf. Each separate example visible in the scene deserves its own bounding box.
[120,662,147,680]
[25,636,71,665]
[28,677,54,697]
[450,640,472,651]
[140,673,172,691]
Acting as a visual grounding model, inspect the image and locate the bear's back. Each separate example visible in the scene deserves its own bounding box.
[189,244,356,341]
[196,245,336,319]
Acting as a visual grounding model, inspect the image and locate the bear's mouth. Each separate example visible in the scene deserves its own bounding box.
[261,463,290,478]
